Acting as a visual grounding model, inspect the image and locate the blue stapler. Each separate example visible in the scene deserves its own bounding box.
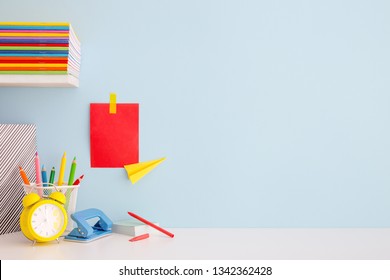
[64,208,113,243]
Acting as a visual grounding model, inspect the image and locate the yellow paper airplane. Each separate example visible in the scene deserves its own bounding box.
[124,157,166,184]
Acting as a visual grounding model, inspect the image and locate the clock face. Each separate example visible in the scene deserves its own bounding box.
[30,203,65,238]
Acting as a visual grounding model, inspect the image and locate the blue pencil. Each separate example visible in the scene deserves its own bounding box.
[41,165,48,187]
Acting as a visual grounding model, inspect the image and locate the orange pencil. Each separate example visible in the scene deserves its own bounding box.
[19,166,30,185]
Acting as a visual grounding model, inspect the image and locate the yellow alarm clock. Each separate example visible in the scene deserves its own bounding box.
[20,191,68,243]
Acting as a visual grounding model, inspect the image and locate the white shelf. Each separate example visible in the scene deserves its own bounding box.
[0,74,79,87]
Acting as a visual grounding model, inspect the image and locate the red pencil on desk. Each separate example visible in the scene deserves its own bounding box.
[129,233,150,242]
[127,211,174,238]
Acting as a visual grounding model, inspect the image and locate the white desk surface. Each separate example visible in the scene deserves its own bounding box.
[1,228,390,260]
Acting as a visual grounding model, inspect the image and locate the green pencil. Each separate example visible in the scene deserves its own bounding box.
[49,167,55,185]
[67,157,76,185]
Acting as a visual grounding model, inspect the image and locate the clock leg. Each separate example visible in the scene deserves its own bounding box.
[56,238,60,244]
[32,240,36,246]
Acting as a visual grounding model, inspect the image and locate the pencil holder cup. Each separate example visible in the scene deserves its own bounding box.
[22,183,80,232]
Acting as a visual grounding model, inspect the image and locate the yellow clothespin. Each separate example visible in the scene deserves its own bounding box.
[109,93,116,114]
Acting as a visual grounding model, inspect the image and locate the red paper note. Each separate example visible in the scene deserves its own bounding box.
[90,103,139,168]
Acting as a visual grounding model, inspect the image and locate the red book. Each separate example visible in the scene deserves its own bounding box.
[0,43,68,47]
[0,60,68,63]
[0,56,68,61]
[0,67,67,71]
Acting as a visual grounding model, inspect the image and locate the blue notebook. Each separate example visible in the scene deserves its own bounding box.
[0,39,69,44]
[0,25,69,30]
[0,50,69,54]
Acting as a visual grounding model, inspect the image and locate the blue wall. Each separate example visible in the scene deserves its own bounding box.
[1,0,390,227]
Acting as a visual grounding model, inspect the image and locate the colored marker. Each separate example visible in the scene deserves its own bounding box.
[49,167,55,185]
[41,165,48,187]
[67,157,76,185]
[129,233,149,242]
[127,212,174,238]
[35,152,43,197]
[72,174,84,186]
[58,152,66,186]
[19,166,30,185]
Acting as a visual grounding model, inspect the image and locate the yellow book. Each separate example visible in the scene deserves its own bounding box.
[0,22,69,26]
[0,33,69,37]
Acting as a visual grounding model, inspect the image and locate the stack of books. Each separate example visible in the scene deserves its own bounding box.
[0,22,81,87]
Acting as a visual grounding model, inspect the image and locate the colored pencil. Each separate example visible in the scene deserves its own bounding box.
[41,165,48,187]
[49,167,55,185]
[58,152,66,186]
[19,166,30,185]
[127,212,174,238]
[67,157,76,185]
[129,233,150,242]
[72,174,84,186]
[35,152,43,197]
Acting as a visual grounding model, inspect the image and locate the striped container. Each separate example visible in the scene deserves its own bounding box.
[0,124,36,235]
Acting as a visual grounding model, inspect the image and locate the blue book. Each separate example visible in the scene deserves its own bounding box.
[0,39,69,44]
[0,50,69,54]
[0,25,69,30]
